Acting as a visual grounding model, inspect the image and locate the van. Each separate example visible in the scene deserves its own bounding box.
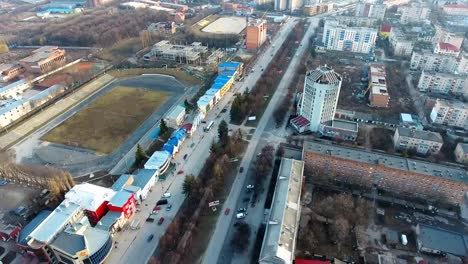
[236,213,246,219]
[156,199,168,205]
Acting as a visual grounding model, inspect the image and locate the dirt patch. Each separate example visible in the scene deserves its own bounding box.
[42,86,169,154]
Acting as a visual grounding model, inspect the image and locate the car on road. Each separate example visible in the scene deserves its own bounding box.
[183,154,188,160]
[201,121,207,124]
[250,69,254,73]
[221,108,227,113]
[236,213,246,219]
[147,234,154,241]
[239,167,244,173]
[156,199,168,205]
[152,206,161,214]
[177,170,184,175]
[246,185,254,189]
[162,193,171,198]
[0,178,8,186]
[158,217,165,225]
[225,208,230,215]
[146,217,155,223]
[237,207,247,213]
[166,204,172,211]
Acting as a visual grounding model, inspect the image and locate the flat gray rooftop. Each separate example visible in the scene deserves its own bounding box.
[259,158,304,264]
[418,224,468,256]
[303,141,468,183]
[332,119,358,132]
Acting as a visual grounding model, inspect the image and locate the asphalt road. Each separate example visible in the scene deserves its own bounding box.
[15,75,188,176]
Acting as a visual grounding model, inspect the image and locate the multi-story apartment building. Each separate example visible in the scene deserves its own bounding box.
[410,49,458,72]
[441,4,468,16]
[368,64,390,107]
[19,46,66,74]
[457,51,468,74]
[0,64,23,82]
[399,3,431,24]
[302,141,468,205]
[433,25,464,56]
[303,1,333,15]
[246,19,268,50]
[295,65,342,132]
[393,127,443,155]
[389,28,414,57]
[275,0,287,11]
[417,71,468,98]
[333,16,379,27]
[322,20,377,54]
[430,99,468,129]
[454,143,468,164]
[275,0,303,11]
[355,2,386,19]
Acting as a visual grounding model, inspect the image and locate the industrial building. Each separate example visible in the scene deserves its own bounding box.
[398,2,431,24]
[246,19,267,50]
[302,141,468,205]
[368,64,389,108]
[355,2,386,19]
[0,64,23,82]
[455,143,468,164]
[293,65,342,132]
[19,46,66,74]
[417,71,467,98]
[322,20,377,54]
[258,158,304,264]
[430,99,468,129]
[143,40,208,64]
[393,127,443,155]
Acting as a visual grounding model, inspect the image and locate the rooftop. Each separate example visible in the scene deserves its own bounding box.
[111,174,133,191]
[166,105,185,120]
[145,150,171,170]
[435,98,467,109]
[219,61,241,68]
[133,169,157,189]
[0,79,28,94]
[17,210,52,246]
[418,224,468,256]
[51,232,86,255]
[108,191,133,208]
[400,113,414,123]
[306,65,341,85]
[65,183,115,211]
[332,119,358,132]
[457,143,468,153]
[397,127,443,143]
[259,159,304,264]
[20,47,64,63]
[303,141,468,183]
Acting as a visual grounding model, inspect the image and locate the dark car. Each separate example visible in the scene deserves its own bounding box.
[183,154,188,160]
[147,234,154,241]
[156,199,168,206]
[239,167,244,173]
[158,217,165,225]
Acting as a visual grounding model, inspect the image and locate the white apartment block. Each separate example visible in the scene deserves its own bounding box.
[389,28,414,57]
[322,20,377,54]
[430,99,468,129]
[355,2,386,19]
[399,3,431,24]
[334,16,379,27]
[454,143,468,164]
[458,52,468,74]
[393,127,443,155]
[410,50,458,72]
[275,0,287,11]
[417,71,468,98]
[298,65,342,132]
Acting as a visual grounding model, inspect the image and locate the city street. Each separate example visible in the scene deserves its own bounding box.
[105,17,299,264]
[202,17,319,264]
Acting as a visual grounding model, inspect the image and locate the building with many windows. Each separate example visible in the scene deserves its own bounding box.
[393,127,443,155]
[399,2,431,24]
[389,28,414,57]
[246,19,268,50]
[0,64,23,82]
[302,141,468,205]
[455,143,468,164]
[143,40,207,64]
[19,46,66,74]
[322,20,377,54]
[293,65,342,132]
[410,49,458,72]
[417,71,467,98]
[355,2,386,19]
[430,99,468,129]
[368,64,390,108]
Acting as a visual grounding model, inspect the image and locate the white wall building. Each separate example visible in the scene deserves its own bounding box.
[322,20,377,54]
[454,143,468,164]
[417,71,468,98]
[165,104,186,129]
[297,65,342,132]
[389,28,414,57]
[393,127,443,155]
[355,2,386,19]
[430,99,468,129]
[410,50,458,72]
[399,3,431,24]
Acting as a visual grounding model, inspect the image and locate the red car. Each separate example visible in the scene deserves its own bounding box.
[158,217,165,225]
[177,170,184,175]
[225,208,230,215]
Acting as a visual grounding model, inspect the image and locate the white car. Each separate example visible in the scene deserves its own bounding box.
[162,193,171,198]
[236,213,246,219]
[246,185,254,189]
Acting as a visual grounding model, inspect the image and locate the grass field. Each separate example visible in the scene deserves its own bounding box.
[108,68,203,87]
[42,86,169,154]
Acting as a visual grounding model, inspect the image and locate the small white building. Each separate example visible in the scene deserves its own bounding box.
[393,127,443,155]
[454,143,468,164]
[144,150,171,175]
[165,105,185,129]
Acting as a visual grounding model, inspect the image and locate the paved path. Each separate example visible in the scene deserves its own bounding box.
[1,74,115,150]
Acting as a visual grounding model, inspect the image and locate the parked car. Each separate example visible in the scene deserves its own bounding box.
[236,213,246,219]
[237,207,247,213]
[239,167,244,173]
[0,178,7,186]
[156,199,168,205]
[166,204,172,211]
[158,217,165,225]
[246,185,254,189]
[177,170,184,175]
[152,206,161,214]
[183,154,188,160]
[147,234,154,241]
[146,217,155,223]
[225,208,230,215]
[162,193,171,198]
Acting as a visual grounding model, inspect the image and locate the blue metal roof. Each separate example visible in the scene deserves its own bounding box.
[109,191,132,208]
[17,210,52,246]
[172,129,187,140]
[163,143,175,154]
[133,169,157,189]
[221,70,236,76]
[168,137,179,147]
[111,174,133,191]
[211,83,224,90]
[219,62,241,68]
[0,79,27,94]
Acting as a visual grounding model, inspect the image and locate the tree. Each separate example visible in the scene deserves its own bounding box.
[330,217,350,245]
[218,120,229,146]
[276,146,284,157]
[160,119,168,136]
[182,175,197,197]
[231,222,251,252]
[184,99,191,112]
[310,45,317,58]
[134,144,147,168]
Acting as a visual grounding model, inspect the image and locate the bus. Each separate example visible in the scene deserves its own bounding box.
[204,121,214,132]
